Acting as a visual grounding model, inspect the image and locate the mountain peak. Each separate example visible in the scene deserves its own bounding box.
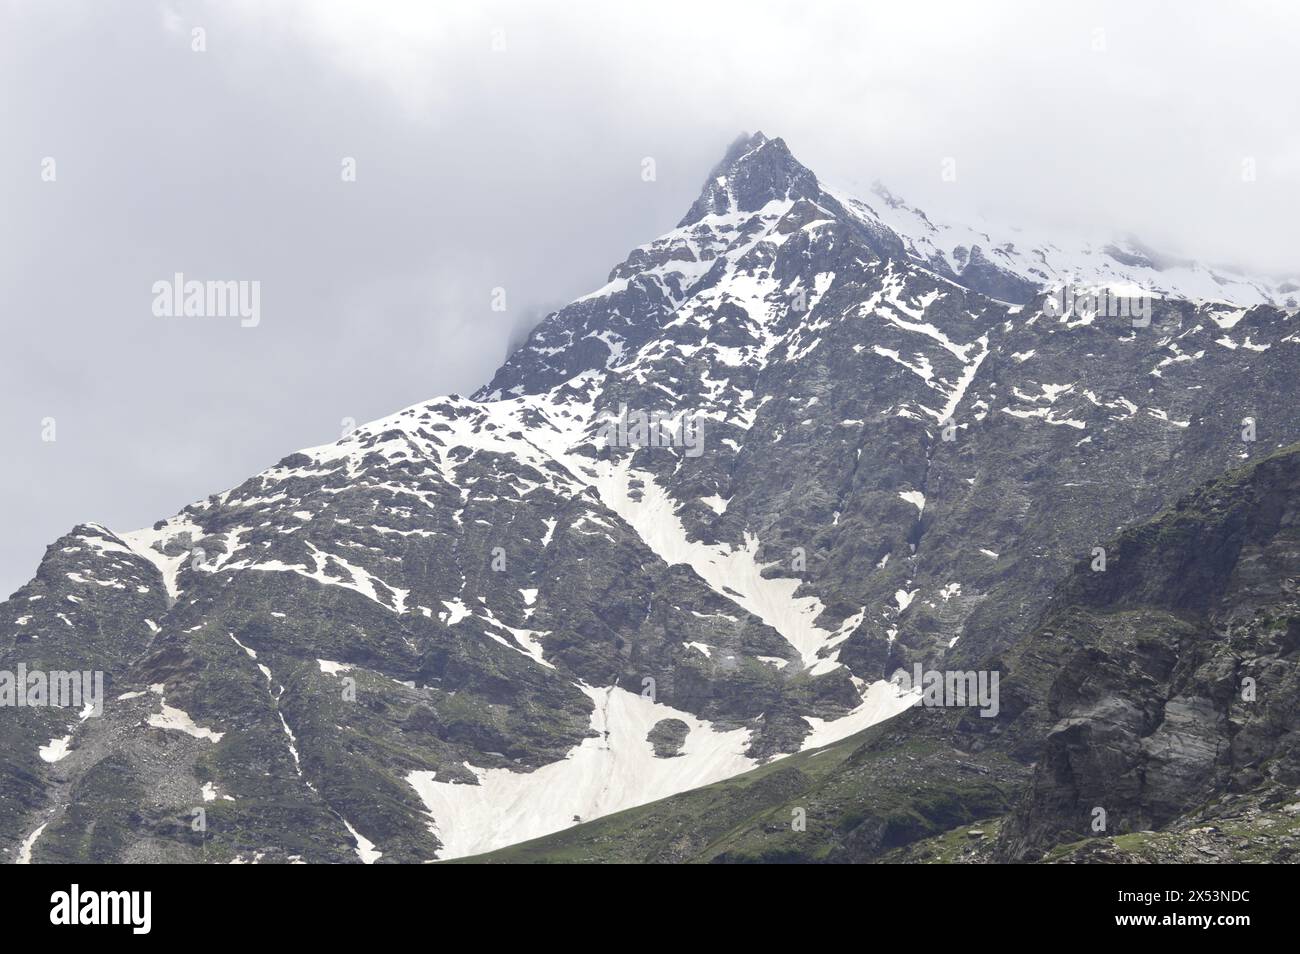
[677,130,820,227]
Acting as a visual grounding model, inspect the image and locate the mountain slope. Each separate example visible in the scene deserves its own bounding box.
[4,132,1299,863]
[459,444,1300,863]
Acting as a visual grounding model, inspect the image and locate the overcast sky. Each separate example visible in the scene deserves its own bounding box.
[2,0,1297,597]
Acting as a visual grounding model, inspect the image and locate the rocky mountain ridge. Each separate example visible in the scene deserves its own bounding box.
[3,131,1297,863]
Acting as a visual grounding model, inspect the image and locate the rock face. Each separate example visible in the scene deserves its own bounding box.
[3,131,1299,863]
[991,446,1300,861]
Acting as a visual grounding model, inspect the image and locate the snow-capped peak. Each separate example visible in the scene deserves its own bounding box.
[834,182,1297,309]
[673,131,1296,309]
[677,131,821,227]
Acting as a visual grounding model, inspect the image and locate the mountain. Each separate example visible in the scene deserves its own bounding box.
[464,444,1300,863]
[839,183,1299,311]
[4,132,1298,864]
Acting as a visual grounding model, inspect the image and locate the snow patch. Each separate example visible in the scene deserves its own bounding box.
[898,490,926,513]
[406,685,755,860]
